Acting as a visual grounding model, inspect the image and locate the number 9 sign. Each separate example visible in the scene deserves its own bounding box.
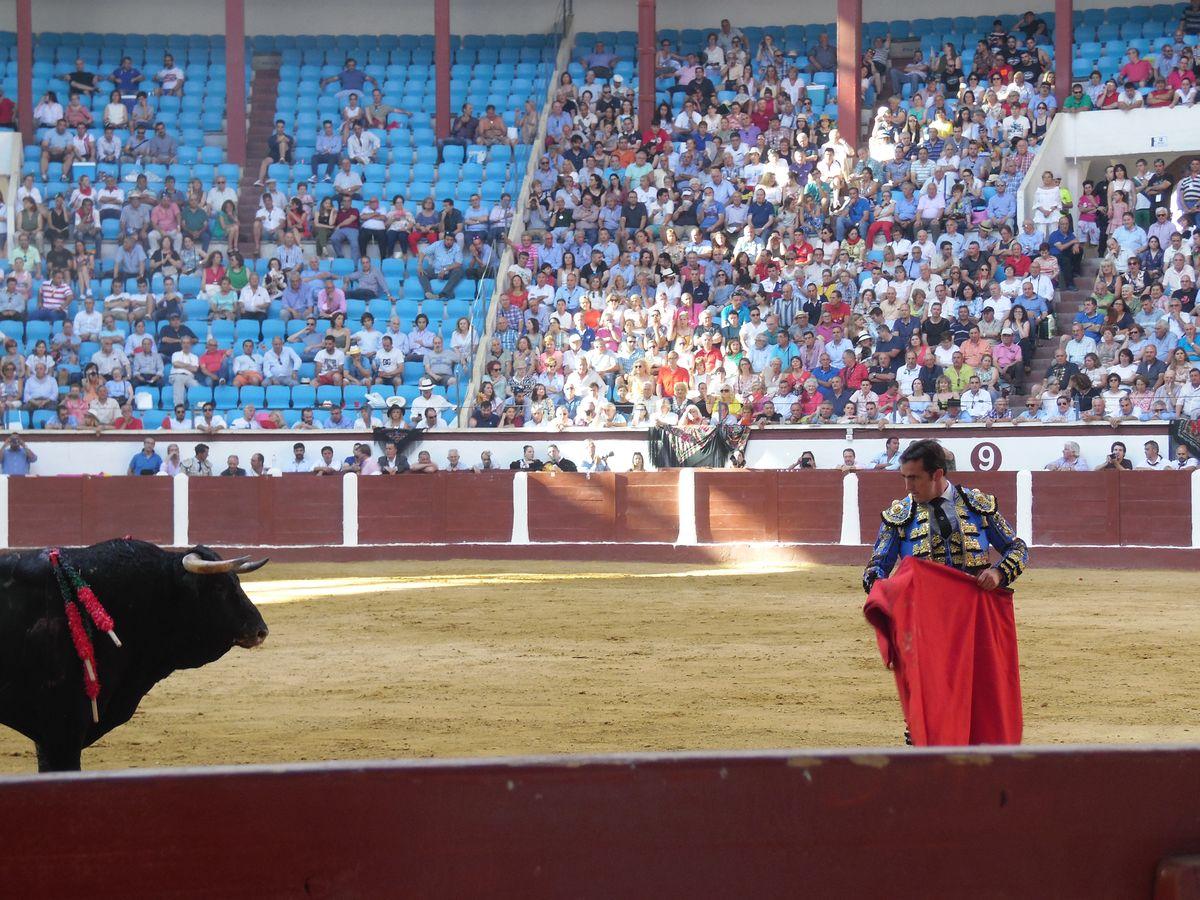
[970,442,1002,472]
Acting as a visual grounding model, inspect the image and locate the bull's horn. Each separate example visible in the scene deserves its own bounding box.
[181,553,251,575]
[236,557,269,574]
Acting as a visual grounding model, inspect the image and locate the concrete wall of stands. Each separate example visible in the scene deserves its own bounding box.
[0,0,1137,37]
[3,747,1200,899]
[2,424,1176,476]
[5,467,1198,550]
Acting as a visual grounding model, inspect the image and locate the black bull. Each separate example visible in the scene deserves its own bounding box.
[0,540,269,772]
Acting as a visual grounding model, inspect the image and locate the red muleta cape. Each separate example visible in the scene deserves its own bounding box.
[864,556,1023,746]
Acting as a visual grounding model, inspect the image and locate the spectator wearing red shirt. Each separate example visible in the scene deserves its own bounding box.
[112,399,144,430]
[840,348,869,390]
[0,87,14,129]
[656,351,690,397]
[694,334,723,372]
[824,294,851,324]
[1119,49,1153,87]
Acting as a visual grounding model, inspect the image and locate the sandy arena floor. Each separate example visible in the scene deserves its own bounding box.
[0,560,1195,773]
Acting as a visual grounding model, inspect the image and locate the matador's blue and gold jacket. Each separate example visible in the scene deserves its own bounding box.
[862,485,1029,593]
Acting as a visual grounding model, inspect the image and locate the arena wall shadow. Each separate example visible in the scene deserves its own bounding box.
[0,746,1198,898]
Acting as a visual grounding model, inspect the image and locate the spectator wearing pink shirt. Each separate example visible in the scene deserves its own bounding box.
[148,194,182,251]
[316,276,346,319]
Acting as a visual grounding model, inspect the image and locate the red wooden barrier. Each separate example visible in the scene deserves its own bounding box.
[8,476,173,548]
[82,476,174,545]
[776,471,844,543]
[4,470,1196,552]
[189,476,342,547]
[0,747,1197,898]
[358,472,514,543]
[9,477,85,547]
[1033,470,1120,546]
[695,470,779,542]
[527,472,618,542]
[614,472,679,542]
[1117,472,1192,547]
[856,471,902,543]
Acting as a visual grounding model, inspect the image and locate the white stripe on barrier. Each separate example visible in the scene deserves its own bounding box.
[840,473,860,546]
[343,472,359,547]
[0,475,9,549]
[1192,469,1200,550]
[172,473,189,548]
[1016,469,1034,546]
[511,472,529,544]
[676,468,697,546]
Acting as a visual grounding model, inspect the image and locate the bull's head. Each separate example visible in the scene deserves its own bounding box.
[178,547,270,654]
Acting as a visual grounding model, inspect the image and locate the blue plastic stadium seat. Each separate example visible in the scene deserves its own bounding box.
[213,385,238,408]
[186,384,213,407]
[315,385,343,407]
[291,384,316,409]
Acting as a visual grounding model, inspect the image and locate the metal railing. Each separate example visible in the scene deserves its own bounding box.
[457,10,576,424]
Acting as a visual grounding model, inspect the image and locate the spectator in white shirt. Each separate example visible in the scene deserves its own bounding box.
[253,195,285,256]
[237,272,271,320]
[169,335,200,407]
[262,336,301,386]
[229,404,262,430]
[194,403,228,434]
[231,339,264,387]
[346,123,380,165]
[960,376,994,417]
[73,296,103,341]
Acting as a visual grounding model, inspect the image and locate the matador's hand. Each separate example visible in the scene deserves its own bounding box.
[976,568,1002,591]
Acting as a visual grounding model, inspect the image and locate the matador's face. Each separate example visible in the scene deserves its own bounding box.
[900,461,945,503]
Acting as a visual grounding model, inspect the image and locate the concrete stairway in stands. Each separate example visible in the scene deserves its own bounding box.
[1025,254,1099,384]
[237,55,281,257]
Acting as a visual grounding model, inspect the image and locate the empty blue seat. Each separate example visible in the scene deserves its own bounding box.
[239,385,265,407]
[186,384,213,407]
[315,385,342,406]
[264,385,291,409]
[291,384,316,408]
[213,385,238,408]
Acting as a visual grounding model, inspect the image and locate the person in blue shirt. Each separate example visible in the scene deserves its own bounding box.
[938,220,967,258]
[1015,219,1043,256]
[874,324,905,371]
[1111,211,1148,256]
[319,57,377,105]
[820,375,854,415]
[746,189,776,238]
[869,436,903,470]
[417,233,464,300]
[128,437,163,475]
[719,293,751,339]
[108,57,143,108]
[810,353,839,389]
[1048,215,1083,286]
[769,331,800,367]
[1015,282,1049,333]
[834,187,872,241]
[1013,398,1045,422]
[894,184,919,235]
[0,435,36,475]
[984,179,1017,229]
[1072,297,1105,341]
[41,120,75,182]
